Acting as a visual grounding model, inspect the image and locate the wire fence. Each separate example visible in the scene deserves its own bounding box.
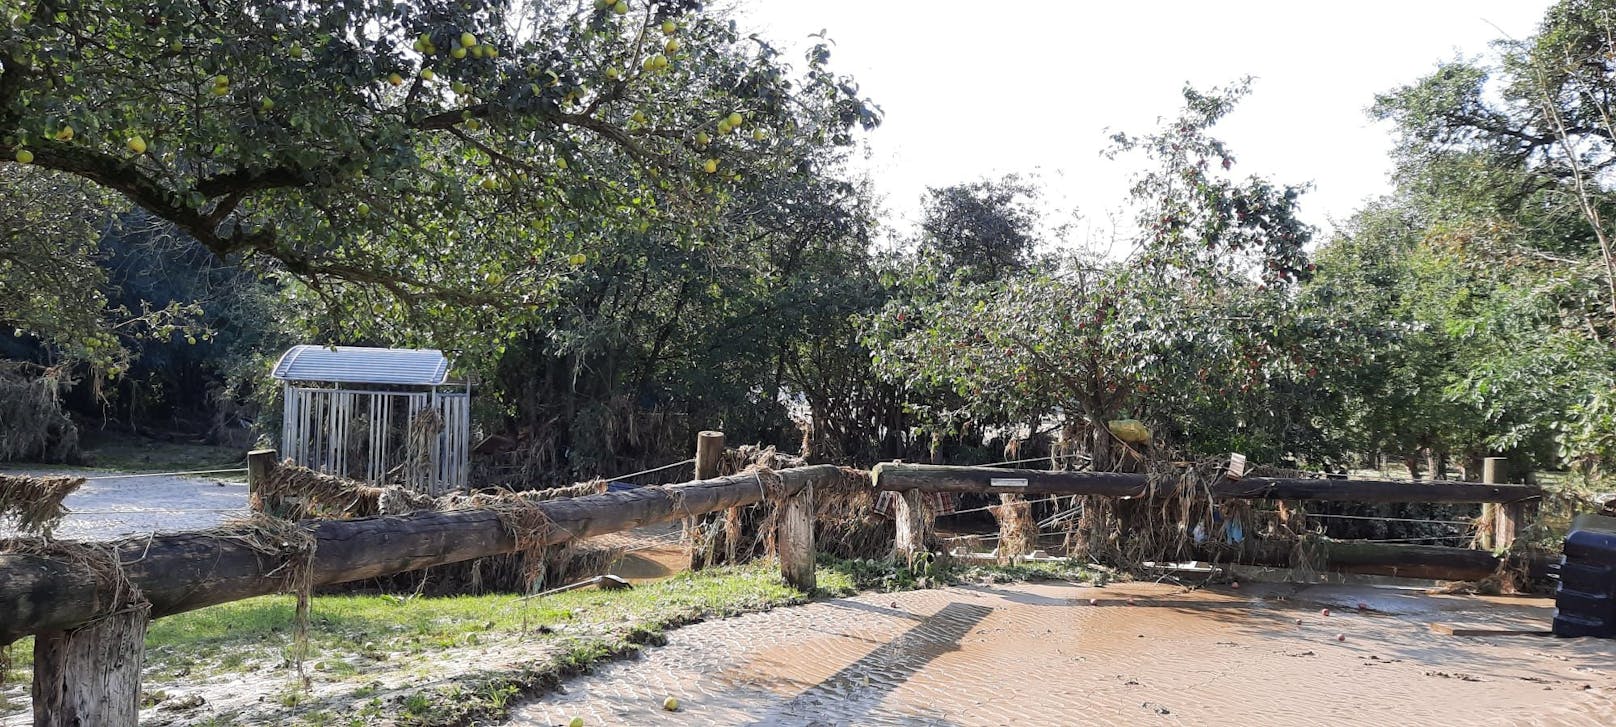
[79,467,248,481]
[973,453,1092,469]
[600,458,696,488]
[1259,510,1476,527]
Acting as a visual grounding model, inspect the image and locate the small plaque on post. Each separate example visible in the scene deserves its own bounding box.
[990,478,1029,488]
[1227,453,1247,480]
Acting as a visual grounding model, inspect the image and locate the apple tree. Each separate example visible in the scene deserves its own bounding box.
[0,0,877,324]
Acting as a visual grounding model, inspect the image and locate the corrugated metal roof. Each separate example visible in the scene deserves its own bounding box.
[271,345,451,386]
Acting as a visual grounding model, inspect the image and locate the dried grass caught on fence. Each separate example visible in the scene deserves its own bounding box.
[992,493,1038,564]
[810,467,892,560]
[0,473,84,536]
[255,461,440,519]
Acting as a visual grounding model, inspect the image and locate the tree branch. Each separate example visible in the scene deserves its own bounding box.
[194,165,317,198]
[415,102,650,159]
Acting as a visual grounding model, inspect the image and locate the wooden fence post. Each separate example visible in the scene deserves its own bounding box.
[247,448,280,516]
[686,431,725,570]
[32,605,150,727]
[893,490,931,565]
[1485,457,1523,550]
[1481,457,1510,550]
[779,481,816,592]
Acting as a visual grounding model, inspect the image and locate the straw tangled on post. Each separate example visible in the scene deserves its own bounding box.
[252,461,425,519]
[992,493,1038,564]
[442,486,612,593]
[256,464,618,594]
[0,473,85,536]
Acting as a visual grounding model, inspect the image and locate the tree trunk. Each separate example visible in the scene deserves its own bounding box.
[1089,419,1114,471]
[1426,449,1448,482]
[1404,452,1424,482]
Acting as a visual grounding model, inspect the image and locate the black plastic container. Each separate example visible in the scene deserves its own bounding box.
[1554,513,1616,638]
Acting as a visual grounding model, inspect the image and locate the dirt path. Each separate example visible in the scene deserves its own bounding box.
[508,580,1616,726]
[0,466,249,540]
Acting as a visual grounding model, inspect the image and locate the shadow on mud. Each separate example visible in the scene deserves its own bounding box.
[741,601,993,726]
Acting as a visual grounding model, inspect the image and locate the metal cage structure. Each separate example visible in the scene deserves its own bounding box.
[272,346,470,495]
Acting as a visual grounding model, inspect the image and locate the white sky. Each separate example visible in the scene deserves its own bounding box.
[739,0,1554,248]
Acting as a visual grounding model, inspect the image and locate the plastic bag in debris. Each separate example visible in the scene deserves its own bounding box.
[1107,418,1152,444]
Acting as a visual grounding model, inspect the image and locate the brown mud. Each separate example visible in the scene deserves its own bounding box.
[509,580,1616,726]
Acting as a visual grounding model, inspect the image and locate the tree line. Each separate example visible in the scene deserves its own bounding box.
[2,0,1613,488]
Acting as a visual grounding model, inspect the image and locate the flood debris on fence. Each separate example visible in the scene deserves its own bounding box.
[0,433,1581,726]
[0,473,83,535]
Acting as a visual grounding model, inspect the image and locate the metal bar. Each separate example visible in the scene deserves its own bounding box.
[336,391,348,475]
[280,383,293,463]
[380,393,392,484]
[371,394,383,484]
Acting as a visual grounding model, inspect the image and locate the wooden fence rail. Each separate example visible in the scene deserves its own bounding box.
[3,464,837,644]
[869,463,1544,504]
[874,461,1545,583]
[5,452,835,726]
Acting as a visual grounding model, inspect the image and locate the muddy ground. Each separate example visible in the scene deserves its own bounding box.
[510,579,1616,726]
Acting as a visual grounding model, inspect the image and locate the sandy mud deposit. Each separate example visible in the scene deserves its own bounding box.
[511,580,1616,726]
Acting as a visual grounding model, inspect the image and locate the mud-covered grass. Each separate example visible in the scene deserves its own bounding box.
[72,431,247,475]
[2,562,810,725]
[1,554,1093,725]
[818,552,1095,592]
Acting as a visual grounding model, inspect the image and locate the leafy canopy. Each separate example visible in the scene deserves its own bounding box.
[0,0,877,310]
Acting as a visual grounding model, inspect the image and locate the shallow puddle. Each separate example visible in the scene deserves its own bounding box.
[609,545,690,584]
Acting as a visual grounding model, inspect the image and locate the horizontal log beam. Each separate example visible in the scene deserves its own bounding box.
[1194,540,1555,582]
[0,465,840,644]
[870,463,1542,504]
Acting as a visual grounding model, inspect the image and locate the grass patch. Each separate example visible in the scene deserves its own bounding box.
[138,561,805,656]
[377,564,809,725]
[4,639,32,671]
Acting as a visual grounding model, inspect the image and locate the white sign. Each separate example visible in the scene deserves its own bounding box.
[990,478,1029,488]
[1227,453,1248,480]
